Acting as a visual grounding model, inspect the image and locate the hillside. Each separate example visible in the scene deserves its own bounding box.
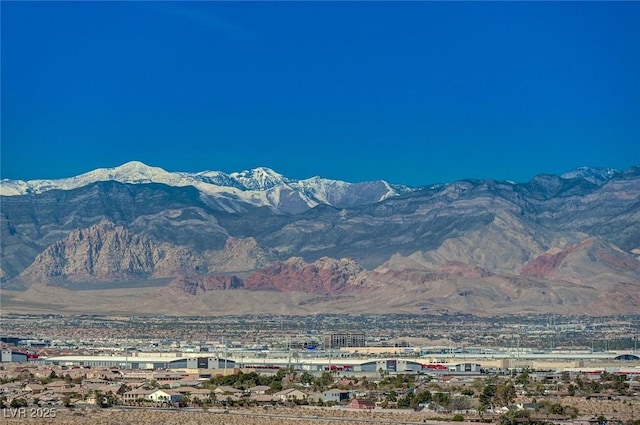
[1,163,639,315]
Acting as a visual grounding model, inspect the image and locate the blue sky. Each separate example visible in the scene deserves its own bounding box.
[1,1,639,186]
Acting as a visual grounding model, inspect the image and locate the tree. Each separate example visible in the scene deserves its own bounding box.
[397,393,411,408]
[411,390,432,410]
[480,384,497,411]
[93,390,103,406]
[588,380,602,393]
[566,405,579,419]
[270,380,282,392]
[299,371,314,386]
[548,402,565,415]
[449,396,472,412]
[461,388,475,397]
[516,372,530,385]
[433,392,450,406]
[315,372,334,388]
[10,398,27,408]
[103,391,118,406]
[496,381,516,407]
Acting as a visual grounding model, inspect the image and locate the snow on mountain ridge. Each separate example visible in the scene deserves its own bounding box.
[560,166,620,185]
[229,167,289,190]
[0,161,405,212]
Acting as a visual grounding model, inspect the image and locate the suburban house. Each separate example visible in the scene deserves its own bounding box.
[46,380,73,390]
[248,385,271,395]
[250,393,276,404]
[122,388,153,403]
[23,383,45,394]
[322,389,351,403]
[336,378,356,387]
[213,385,243,396]
[148,389,183,404]
[273,388,307,402]
[84,383,126,396]
[176,387,212,401]
[347,398,376,409]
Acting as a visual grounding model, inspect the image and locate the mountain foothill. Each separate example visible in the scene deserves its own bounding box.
[1,162,639,316]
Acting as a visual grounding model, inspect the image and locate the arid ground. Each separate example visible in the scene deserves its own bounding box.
[3,399,639,425]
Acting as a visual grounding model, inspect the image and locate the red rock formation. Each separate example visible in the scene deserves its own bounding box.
[520,250,572,277]
[520,240,595,277]
[244,257,366,294]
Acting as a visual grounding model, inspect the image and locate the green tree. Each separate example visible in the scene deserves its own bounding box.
[93,390,103,406]
[496,381,516,407]
[433,391,450,406]
[480,384,496,411]
[516,372,530,385]
[449,396,472,412]
[300,371,314,386]
[566,405,579,419]
[397,393,411,408]
[410,390,432,410]
[270,380,282,392]
[10,398,27,408]
[315,372,334,388]
[548,402,565,415]
[588,380,602,393]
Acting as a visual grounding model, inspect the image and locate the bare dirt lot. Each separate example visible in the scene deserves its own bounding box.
[1,407,448,425]
[2,399,638,425]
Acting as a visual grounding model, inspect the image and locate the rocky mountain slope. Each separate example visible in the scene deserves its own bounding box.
[18,222,205,285]
[1,163,639,315]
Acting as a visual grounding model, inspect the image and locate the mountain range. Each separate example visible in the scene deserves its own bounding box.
[1,161,639,316]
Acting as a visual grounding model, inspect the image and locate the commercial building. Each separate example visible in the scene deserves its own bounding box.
[42,354,235,370]
[324,332,365,349]
[1,350,28,363]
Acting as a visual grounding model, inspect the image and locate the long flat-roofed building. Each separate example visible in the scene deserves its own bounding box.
[42,355,235,370]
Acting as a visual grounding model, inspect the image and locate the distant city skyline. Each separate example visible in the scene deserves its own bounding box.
[2,1,639,186]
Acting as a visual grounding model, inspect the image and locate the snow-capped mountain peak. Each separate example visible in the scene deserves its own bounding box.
[86,161,174,183]
[229,167,289,190]
[560,166,620,185]
[0,162,409,214]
